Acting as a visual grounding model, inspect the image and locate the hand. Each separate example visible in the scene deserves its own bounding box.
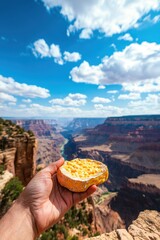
[20,158,97,236]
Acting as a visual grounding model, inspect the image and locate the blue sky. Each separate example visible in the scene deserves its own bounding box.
[0,0,160,118]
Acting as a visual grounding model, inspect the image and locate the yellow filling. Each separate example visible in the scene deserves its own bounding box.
[63,159,103,179]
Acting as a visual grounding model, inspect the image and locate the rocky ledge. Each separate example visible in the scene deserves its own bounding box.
[87,210,160,240]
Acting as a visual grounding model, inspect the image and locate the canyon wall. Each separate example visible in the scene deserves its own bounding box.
[0,118,37,185]
[64,115,160,233]
[15,119,65,166]
[0,133,37,185]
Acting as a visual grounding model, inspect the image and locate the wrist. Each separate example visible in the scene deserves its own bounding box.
[15,196,39,239]
[0,196,38,240]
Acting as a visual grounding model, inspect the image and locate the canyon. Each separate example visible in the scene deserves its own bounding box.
[64,115,160,236]
[15,119,65,167]
[0,116,160,239]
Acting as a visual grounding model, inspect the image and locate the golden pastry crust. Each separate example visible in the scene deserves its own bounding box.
[57,158,109,192]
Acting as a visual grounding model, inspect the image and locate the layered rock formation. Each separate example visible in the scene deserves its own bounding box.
[64,115,160,190]
[87,210,160,240]
[0,134,37,185]
[0,119,37,185]
[15,119,65,166]
[66,118,106,134]
[64,115,160,234]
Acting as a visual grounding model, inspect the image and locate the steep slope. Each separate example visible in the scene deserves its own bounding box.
[0,118,37,185]
[86,210,160,240]
[15,119,65,166]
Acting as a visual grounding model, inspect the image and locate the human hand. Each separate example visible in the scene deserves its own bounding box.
[20,158,97,236]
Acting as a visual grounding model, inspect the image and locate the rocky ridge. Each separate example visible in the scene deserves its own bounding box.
[0,118,37,185]
[64,116,160,237]
[86,210,160,240]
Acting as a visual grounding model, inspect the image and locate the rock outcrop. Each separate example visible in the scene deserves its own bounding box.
[0,134,37,185]
[86,210,160,240]
[64,115,160,190]
[15,119,65,166]
[0,119,37,185]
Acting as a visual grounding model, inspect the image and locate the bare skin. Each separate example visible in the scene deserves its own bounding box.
[0,158,97,239]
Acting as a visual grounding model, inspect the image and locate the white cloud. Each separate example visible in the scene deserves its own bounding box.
[70,42,160,93]
[32,39,63,65]
[128,94,160,114]
[70,61,103,84]
[0,92,17,103]
[22,99,32,103]
[143,14,160,24]
[122,78,160,93]
[94,104,124,116]
[152,14,160,23]
[118,92,141,100]
[110,43,117,51]
[49,93,87,107]
[118,33,133,41]
[32,39,81,64]
[63,51,81,62]
[98,85,105,89]
[0,75,50,98]
[50,43,63,65]
[79,28,93,39]
[92,97,111,104]
[107,90,118,94]
[32,39,50,58]
[41,0,160,38]
[0,103,83,118]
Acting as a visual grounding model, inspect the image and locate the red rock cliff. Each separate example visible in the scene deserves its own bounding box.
[0,133,37,185]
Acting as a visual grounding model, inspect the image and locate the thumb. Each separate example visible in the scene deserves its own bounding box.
[43,158,64,175]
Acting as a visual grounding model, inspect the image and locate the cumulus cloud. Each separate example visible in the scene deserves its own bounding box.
[41,0,160,38]
[0,75,50,98]
[92,97,111,104]
[79,28,93,39]
[70,41,160,92]
[122,78,160,93]
[0,92,17,103]
[70,61,103,84]
[49,93,87,107]
[63,51,81,62]
[118,92,141,100]
[32,39,63,65]
[32,39,81,64]
[118,33,133,41]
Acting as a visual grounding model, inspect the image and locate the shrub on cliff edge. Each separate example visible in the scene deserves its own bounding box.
[0,177,23,217]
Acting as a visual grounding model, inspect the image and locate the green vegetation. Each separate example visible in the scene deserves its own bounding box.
[27,130,34,137]
[39,201,93,240]
[0,177,23,217]
[0,118,34,150]
[0,164,5,174]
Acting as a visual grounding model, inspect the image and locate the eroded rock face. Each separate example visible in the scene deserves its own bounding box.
[89,187,125,234]
[86,210,160,240]
[15,119,65,166]
[64,115,160,190]
[0,135,37,185]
